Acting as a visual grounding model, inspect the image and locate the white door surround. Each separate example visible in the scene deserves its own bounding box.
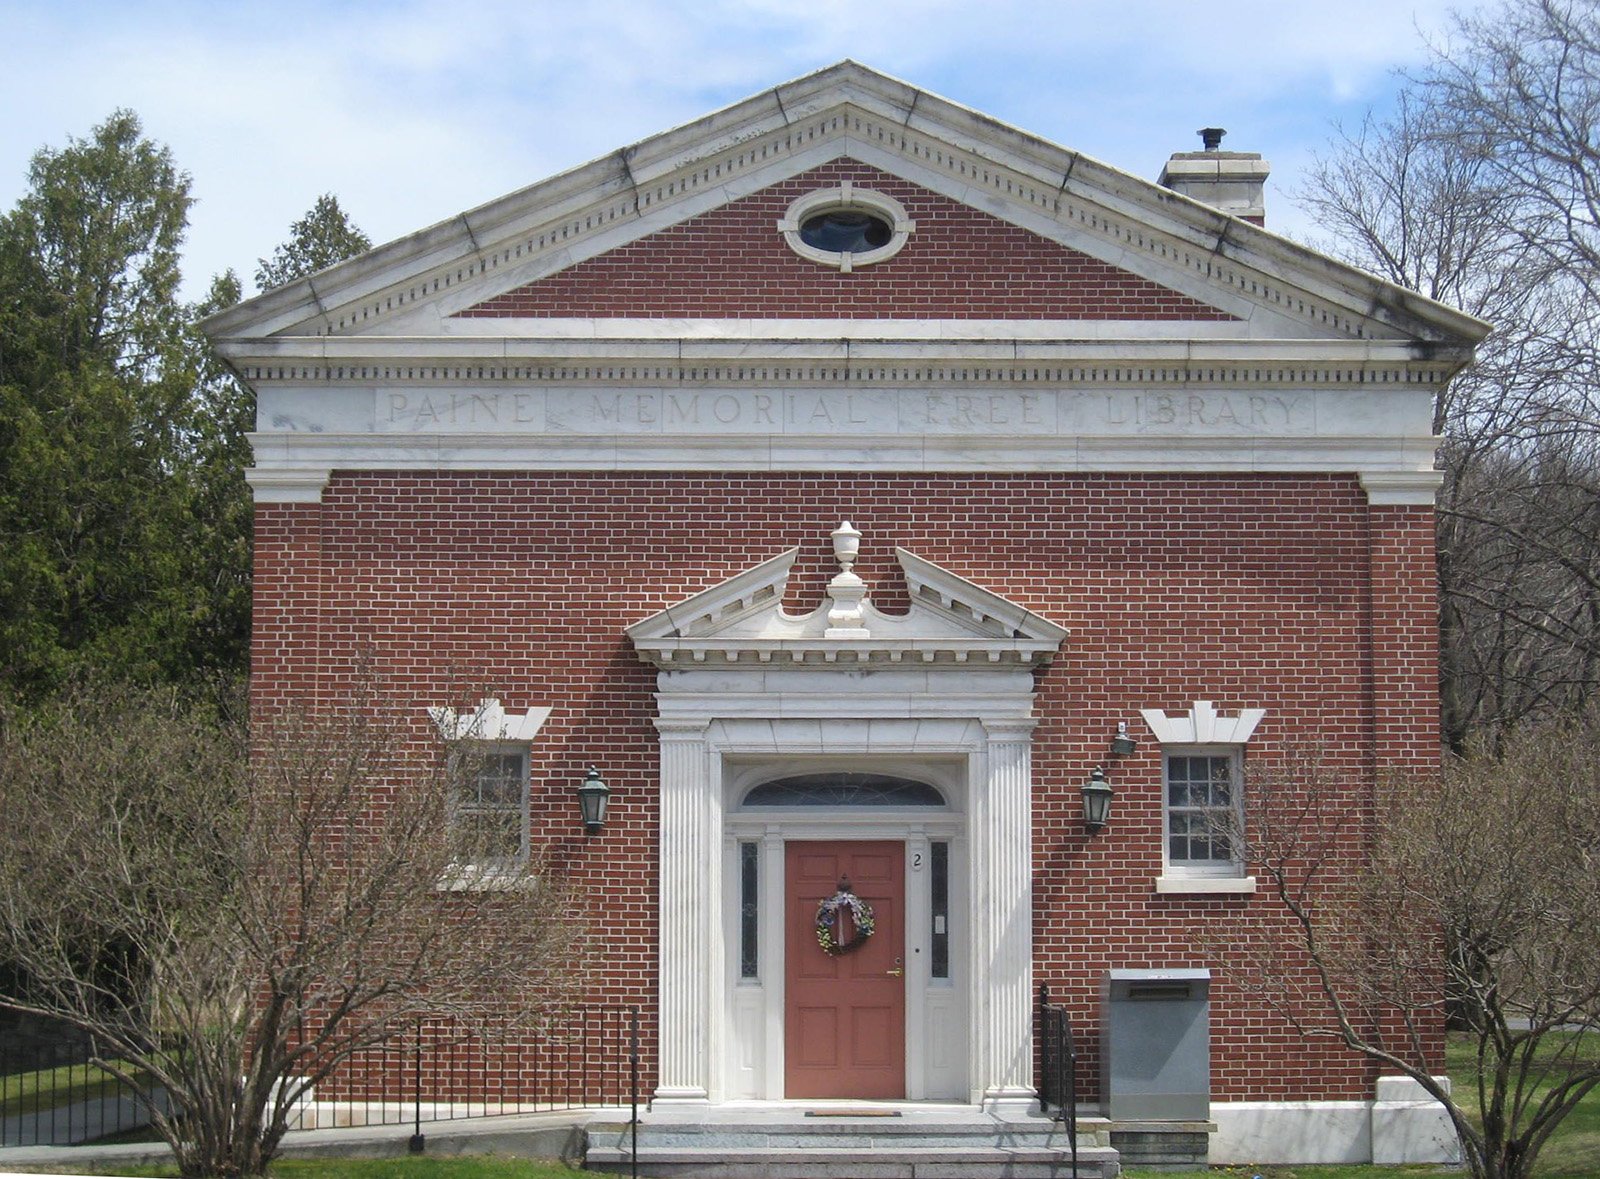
[627,527,1067,1108]
[723,753,968,1101]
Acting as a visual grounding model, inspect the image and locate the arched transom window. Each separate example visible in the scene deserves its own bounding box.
[742,772,946,808]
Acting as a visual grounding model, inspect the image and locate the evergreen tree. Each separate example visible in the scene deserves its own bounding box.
[0,109,190,381]
[176,269,253,681]
[0,113,377,695]
[0,111,202,694]
[254,193,372,290]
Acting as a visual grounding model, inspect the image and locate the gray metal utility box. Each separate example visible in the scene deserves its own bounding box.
[1100,968,1211,1120]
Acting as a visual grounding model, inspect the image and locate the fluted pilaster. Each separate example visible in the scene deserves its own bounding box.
[655,720,714,1100]
[973,720,1036,1106]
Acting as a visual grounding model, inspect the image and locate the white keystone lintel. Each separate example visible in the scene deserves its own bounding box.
[428,697,552,742]
[1141,700,1265,745]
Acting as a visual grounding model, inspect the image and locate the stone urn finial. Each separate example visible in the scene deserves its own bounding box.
[825,521,869,639]
[832,521,862,572]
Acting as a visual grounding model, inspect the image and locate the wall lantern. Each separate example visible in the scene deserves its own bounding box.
[1082,766,1114,832]
[1110,721,1138,757]
[576,766,610,834]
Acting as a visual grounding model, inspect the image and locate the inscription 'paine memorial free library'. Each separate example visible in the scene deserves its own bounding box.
[379,389,1317,435]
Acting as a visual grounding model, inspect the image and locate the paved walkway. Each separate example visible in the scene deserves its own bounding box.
[0,1106,604,1176]
[2,1090,175,1151]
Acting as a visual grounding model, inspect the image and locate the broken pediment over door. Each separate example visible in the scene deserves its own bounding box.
[625,521,1068,672]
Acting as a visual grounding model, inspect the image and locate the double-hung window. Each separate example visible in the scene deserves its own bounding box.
[1142,701,1262,894]
[450,747,528,868]
[427,698,549,890]
[1163,749,1242,876]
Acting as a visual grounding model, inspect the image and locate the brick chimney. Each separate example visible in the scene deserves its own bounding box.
[1158,128,1269,225]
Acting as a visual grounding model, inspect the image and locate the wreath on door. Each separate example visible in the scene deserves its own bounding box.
[815,877,876,956]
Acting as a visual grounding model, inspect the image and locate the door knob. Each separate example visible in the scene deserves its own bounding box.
[887,956,903,978]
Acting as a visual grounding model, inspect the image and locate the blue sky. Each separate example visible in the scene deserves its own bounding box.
[1,0,1492,300]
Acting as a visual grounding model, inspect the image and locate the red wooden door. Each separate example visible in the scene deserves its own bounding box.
[784,841,905,1099]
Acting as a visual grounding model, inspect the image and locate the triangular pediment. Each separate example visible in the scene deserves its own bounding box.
[456,160,1237,324]
[204,61,1488,354]
[626,528,1068,670]
[207,62,1490,507]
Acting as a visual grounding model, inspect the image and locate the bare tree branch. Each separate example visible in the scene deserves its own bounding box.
[1221,732,1600,1179]
[0,681,587,1178]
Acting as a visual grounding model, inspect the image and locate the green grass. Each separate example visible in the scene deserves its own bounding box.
[1125,1031,1600,1179]
[0,1059,153,1119]
[1442,1029,1600,1177]
[19,1157,581,1177]
[1124,1168,1452,1179]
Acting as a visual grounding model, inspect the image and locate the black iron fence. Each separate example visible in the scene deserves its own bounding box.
[1,1037,154,1147]
[1037,984,1079,1173]
[291,1005,639,1133]
[1,1005,640,1149]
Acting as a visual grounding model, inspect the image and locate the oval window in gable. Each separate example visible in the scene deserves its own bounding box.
[800,209,893,253]
[777,184,914,272]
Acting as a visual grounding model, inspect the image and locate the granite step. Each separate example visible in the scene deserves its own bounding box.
[583,1142,1120,1178]
[582,1109,1119,1178]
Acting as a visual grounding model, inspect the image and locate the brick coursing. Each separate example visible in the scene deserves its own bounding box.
[252,471,1438,1103]
[457,160,1236,321]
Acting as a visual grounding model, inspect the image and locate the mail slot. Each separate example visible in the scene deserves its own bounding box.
[1101,968,1210,1120]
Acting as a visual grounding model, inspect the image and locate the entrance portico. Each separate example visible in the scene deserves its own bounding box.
[627,526,1067,1107]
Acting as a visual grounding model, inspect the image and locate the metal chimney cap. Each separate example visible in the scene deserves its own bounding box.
[1198,127,1226,151]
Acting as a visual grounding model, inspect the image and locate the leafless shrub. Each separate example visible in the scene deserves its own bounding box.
[1220,726,1600,1179]
[0,681,587,1177]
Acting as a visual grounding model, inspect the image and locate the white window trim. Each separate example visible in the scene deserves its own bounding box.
[1158,745,1255,894]
[427,698,551,891]
[1154,874,1256,895]
[436,861,539,892]
[441,743,531,886]
[428,697,551,742]
[776,182,915,272]
[1142,701,1263,896]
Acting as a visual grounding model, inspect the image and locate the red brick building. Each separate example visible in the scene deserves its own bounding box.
[207,63,1485,1165]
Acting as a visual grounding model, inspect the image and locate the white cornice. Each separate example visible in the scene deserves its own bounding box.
[222,331,1462,361]
[246,432,1439,470]
[216,333,1470,386]
[430,317,1264,340]
[1360,471,1445,504]
[202,62,1490,355]
[244,467,330,502]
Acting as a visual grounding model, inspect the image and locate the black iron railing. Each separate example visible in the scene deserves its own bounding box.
[1,1005,642,1149]
[303,1004,640,1134]
[1037,984,1079,1174]
[0,1037,151,1147]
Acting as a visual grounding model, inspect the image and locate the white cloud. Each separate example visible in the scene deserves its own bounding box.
[0,0,1492,297]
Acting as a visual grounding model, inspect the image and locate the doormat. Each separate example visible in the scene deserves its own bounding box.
[804,1110,903,1118]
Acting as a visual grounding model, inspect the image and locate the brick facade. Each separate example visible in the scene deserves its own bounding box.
[252,471,1435,1103]
[214,66,1485,1157]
